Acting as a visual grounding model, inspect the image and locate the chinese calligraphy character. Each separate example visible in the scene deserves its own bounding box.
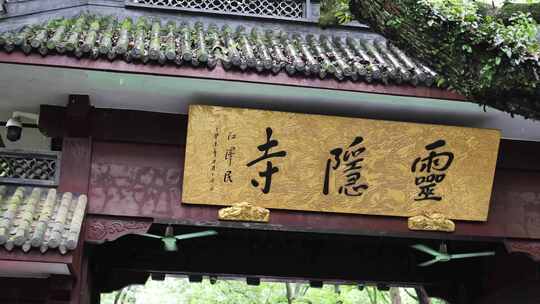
[225,147,236,166]
[210,127,219,191]
[246,127,287,194]
[411,140,454,201]
[224,170,233,183]
[323,136,368,196]
[223,131,237,184]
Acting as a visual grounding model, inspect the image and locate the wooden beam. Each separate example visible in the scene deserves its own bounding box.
[39,105,540,241]
[504,239,540,262]
[65,95,91,138]
[0,248,72,264]
[86,140,540,241]
[39,104,540,171]
[40,105,187,146]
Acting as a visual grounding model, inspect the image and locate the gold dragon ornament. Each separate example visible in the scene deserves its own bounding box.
[218,202,270,223]
[408,213,455,232]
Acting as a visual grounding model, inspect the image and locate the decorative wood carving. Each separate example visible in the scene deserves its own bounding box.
[505,239,540,262]
[408,213,455,232]
[85,216,152,244]
[90,161,183,217]
[218,202,270,223]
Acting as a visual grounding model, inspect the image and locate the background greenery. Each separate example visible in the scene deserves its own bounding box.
[321,0,540,119]
[101,277,448,304]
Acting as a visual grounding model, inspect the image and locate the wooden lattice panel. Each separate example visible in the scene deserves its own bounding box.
[0,150,60,186]
[127,0,306,19]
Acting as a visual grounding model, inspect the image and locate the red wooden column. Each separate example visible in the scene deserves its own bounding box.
[58,137,92,194]
[53,95,94,304]
[58,137,92,304]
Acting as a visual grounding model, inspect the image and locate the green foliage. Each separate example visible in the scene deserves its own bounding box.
[425,1,539,56]
[498,2,540,23]
[101,277,446,304]
[348,0,540,119]
[319,0,352,26]
[420,0,540,108]
[334,0,353,24]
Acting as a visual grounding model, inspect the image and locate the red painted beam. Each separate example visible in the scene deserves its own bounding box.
[0,52,465,101]
[87,141,540,241]
[0,248,72,264]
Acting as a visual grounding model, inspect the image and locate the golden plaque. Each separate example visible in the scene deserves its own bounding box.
[182,105,500,221]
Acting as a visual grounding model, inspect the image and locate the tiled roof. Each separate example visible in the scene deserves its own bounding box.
[0,186,87,254]
[0,14,438,86]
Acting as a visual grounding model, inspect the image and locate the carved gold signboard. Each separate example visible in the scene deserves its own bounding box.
[182,105,500,221]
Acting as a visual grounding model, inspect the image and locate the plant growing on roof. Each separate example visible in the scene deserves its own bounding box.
[251,27,272,71]
[163,21,177,62]
[115,17,132,55]
[194,21,208,64]
[222,24,240,67]
[131,16,149,61]
[207,23,225,68]
[236,25,256,69]
[148,18,163,62]
[47,18,72,51]
[266,28,287,74]
[307,34,334,79]
[64,14,87,52]
[31,18,60,56]
[15,25,34,54]
[180,21,192,62]
[280,31,304,75]
[98,16,117,60]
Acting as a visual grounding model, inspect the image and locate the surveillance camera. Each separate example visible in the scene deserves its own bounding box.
[6,117,22,142]
[4,111,39,142]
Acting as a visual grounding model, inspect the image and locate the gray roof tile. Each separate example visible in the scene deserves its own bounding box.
[0,14,437,86]
[0,186,87,254]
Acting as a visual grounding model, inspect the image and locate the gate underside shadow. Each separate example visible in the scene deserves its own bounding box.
[86,224,540,304]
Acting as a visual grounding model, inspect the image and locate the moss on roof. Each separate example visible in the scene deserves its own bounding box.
[0,14,438,87]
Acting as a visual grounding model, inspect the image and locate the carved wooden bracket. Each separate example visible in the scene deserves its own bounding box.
[504,239,540,262]
[407,213,455,232]
[85,215,153,244]
[218,202,270,223]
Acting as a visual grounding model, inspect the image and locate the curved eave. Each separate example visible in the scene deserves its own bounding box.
[0,52,465,101]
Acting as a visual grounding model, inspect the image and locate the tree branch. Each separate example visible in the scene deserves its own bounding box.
[403,288,418,301]
[286,283,293,304]
[415,287,432,304]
